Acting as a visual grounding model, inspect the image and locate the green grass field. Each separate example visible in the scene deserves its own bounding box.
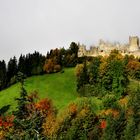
[0,68,78,112]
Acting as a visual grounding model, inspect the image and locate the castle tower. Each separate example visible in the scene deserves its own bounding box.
[78,44,86,57]
[129,36,139,52]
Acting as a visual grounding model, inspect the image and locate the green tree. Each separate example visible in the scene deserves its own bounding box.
[14,72,28,119]
[7,56,18,85]
[101,51,129,96]
[77,58,89,91]
[18,54,26,75]
[65,42,79,67]
[125,86,140,139]
[0,60,7,90]
[88,57,101,85]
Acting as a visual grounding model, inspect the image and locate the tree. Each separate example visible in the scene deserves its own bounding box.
[9,88,55,139]
[49,98,101,140]
[30,51,45,75]
[101,51,129,96]
[43,59,55,73]
[43,57,61,74]
[88,57,101,84]
[123,87,140,140]
[75,64,84,77]
[7,56,18,85]
[126,60,140,79]
[64,42,79,67]
[18,54,26,75]
[0,60,7,90]
[77,58,89,91]
[102,108,126,140]
[14,72,28,119]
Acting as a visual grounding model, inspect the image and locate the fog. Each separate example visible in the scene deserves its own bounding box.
[0,0,140,61]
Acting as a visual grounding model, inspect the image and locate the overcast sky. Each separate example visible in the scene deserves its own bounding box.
[0,0,140,62]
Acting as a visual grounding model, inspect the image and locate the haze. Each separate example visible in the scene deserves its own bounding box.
[0,0,140,62]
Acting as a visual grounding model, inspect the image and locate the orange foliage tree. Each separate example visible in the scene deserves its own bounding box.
[43,58,61,73]
[126,60,140,79]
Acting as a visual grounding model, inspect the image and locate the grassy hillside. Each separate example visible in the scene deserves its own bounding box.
[0,67,138,114]
[0,68,78,112]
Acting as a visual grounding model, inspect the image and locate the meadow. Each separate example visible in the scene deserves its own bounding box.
[0,68,78,112]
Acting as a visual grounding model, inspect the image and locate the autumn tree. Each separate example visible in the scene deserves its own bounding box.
[126,60,140,79]
[75,64,84,77]
[45,98,101,140]
[43,58,61,73]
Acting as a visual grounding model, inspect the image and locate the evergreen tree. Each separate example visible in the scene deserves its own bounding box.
[65,42,79,67]
[0,60,7,90]
[24,53,32,76]
[14,72,28,119]
[18,54,26,74]
[31,51,45,75]
[7,56,18,84]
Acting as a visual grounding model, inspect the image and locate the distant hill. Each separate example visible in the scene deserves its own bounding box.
[0,68,78,112]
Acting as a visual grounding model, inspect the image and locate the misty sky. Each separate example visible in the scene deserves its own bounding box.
[0,0,140,62]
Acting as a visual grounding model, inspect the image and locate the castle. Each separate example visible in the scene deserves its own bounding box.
[78,36,140,57]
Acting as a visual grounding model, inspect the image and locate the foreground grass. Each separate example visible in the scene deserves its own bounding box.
[0,68,78,112]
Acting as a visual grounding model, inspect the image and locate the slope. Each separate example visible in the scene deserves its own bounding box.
[0,68,78,112]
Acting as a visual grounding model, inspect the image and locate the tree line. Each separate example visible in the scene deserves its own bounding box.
[0,42,79,91]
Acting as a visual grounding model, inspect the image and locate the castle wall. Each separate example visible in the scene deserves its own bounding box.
[78,36,140,57]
